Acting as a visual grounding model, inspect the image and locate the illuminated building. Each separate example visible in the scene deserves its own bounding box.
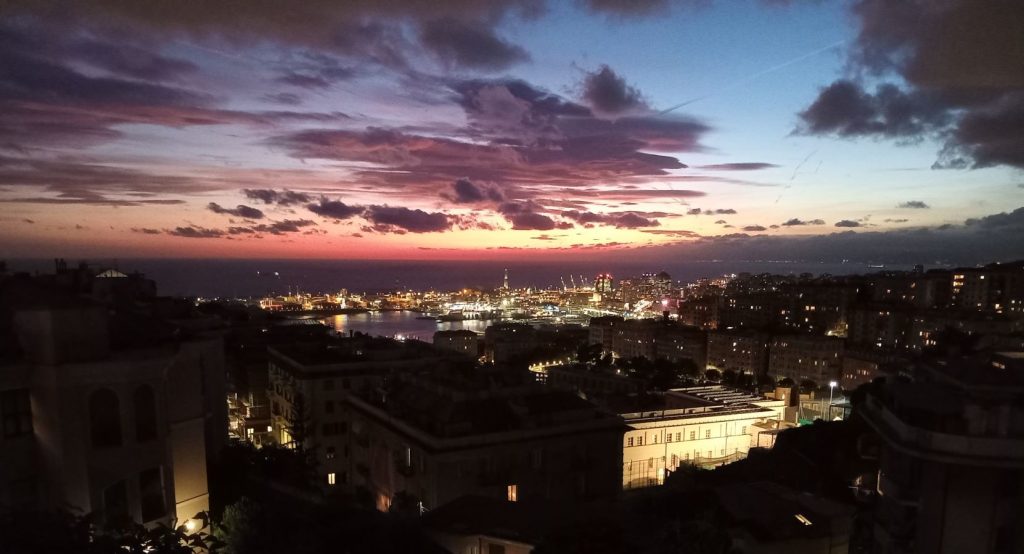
[483,323,538,363]
[607,319,706,367]
[588,316,624,352]
[707,329,771,376]
[768,335,844,385]
[618,386,786,489]
[594,273,614,294]
[432,329,480,357]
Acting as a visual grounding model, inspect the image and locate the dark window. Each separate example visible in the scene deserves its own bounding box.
[323,379,335,391]
[139,468,165,522]
[134,386,157,442]
[1,389,32,438]
[103,480,129,526]
[90,389,122,448]
[325,401,334,414]
[488,544,506,554]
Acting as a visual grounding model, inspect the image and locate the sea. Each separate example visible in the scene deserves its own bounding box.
[320,311,495,342]
[7,258,920,298]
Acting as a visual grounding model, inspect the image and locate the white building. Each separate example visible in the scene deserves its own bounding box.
[619,386,785,489]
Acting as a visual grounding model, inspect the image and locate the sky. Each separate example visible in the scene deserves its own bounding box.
[1,0,1023,264]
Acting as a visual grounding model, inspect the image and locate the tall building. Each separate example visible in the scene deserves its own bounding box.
[858,353,1024,554]
[0,268,225,530]
[706,329,771,376]
[594,273,614,294]
[768,335,844,385]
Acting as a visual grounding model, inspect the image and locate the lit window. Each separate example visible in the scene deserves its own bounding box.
[327,472,336,485]
[507,484,518,502]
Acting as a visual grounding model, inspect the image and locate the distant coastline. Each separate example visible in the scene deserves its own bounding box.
[4,258,931,298]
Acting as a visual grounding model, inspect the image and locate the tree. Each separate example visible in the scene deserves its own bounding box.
[704,369,722,382]
[216,497,267,554]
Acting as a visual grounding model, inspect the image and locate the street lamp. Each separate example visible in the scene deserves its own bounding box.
[827,380,838,420]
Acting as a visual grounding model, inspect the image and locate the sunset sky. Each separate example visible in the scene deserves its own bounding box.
[1,1,1022,263]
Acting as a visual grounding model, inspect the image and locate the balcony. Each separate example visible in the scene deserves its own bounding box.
[862,394,1024,467]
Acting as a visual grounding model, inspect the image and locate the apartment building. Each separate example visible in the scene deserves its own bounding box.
[858,353,1024,554]
[344,373,625,511]
[618,386,785,489]
[769,335,844,385]
[265,336,459,491]
[706,329,771,376]
[432,329,480,357]
[0,281,225,530]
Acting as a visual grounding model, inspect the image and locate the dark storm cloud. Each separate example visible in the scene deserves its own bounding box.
[964,207,1024,232]
[834,220,861,228]
[798,81,948,138]
[242,189,313,206]
[897,201,929,209]
[447,178,504,203]
[650,207,1024,265]
[781,218,825,226]
[506,212,569,231]
[306,198,364,219]
[421,18,530,70]
[364,205,453,233]
[168,226,225,238]
[251,219,317,235]
[207,202,265,219]
[581,65,646,116]
[797,1,1024,169]
[561,210,661,228]
[698,163,779,171]
[273,93,707,196]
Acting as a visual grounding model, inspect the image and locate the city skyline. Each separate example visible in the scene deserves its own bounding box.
[1,1,1023,263]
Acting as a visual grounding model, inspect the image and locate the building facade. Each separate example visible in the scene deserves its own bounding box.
[619,386,785,489]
